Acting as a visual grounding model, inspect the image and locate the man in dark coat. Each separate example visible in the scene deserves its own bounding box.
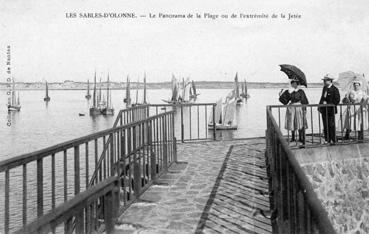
[318,74,340,144]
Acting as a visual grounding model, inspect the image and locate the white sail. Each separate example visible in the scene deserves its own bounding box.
[215,98,223,124]
[223,100,236,126]
[183,78,191,102]
[209,98,222,124]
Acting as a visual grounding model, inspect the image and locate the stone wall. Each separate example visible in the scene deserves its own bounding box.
[294,144,369,233]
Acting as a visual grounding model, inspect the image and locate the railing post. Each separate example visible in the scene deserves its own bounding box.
[149,120,157,180]
[181,104,184,142]
[74,146,80,194]
[104,191,114,234]
[163,115,168,171]
[110,133,115,176]
[37,158,44,218]
[171,112,177,162]
[133,126,141,197]
[212,104,216,140]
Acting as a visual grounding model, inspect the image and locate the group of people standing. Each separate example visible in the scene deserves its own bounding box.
[279,74,368,147]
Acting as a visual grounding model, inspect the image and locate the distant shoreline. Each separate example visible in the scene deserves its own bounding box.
[0,81,327,90]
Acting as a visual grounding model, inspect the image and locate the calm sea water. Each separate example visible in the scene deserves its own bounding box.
[0,88,323,161]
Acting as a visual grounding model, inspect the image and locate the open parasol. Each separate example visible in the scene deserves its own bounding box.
[337,71,368,94]
[279,64,307,87]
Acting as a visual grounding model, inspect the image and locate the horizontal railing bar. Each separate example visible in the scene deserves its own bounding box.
[268,103,364,109]
[0,111,174,172]
[267,108,336,234]
[148,103,216,107]
[15,177,119,234]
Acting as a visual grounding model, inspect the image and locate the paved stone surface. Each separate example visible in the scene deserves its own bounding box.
[197,144,272,234]
[114,139,269,234]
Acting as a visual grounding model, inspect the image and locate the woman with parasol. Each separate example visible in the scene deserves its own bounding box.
[278,65,309,146]
[279,78,309,146]
[341,80,369,140]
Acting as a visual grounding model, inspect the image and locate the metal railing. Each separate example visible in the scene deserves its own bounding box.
[89,111,176,212]
[146,103,216,142]
[15,177,120,234]
[266,107,336,233]
[0,107,176,233]
[268,103,369,148]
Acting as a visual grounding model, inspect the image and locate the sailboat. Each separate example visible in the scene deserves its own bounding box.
[85,79,91,99]
[7,77,21,111]
[189,80,200,100]
[123,76,132,108]
[208,99,238,130]
[43,81,51,102]
[134,78,139,106]
[162,74,180,104]
[89,71,102,116]
[234,73,242,104]
[143,72,147,104]
[101,73,114,115]
[240,79,250,99]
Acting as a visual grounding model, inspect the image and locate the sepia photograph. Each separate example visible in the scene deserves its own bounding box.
[0,0,368,233]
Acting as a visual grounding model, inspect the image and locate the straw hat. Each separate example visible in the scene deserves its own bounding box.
[322,74,334,81]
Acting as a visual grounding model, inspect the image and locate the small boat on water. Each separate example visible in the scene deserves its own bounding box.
[7,77,21,111]
[101,73,114,115]
[189,80,200,100]
[43,81,51,102]
[234,73,242,104]
[163,75,193,104]
[123,76,132,108]
[89,72,103,116]
[85,79,91,100]
[240,79,250,99]
[132,72,148,106]
[162,74,180,104]
[208,99,238,130]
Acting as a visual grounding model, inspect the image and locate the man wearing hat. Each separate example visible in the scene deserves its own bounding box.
[318,74,340,144]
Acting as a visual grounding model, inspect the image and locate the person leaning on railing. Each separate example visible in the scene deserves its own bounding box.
[279,78,309,147]
[318,74,340,144]
[341,80,369,140]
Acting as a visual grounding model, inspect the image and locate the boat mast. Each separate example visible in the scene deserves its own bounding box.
[93,71,97,107]
[192,80,196,96]
[125,75,131,108]
[135,78,139,104]
[143,72,147,104]
[12,77,16,105]
[107,73,110,108]
[98,78,102,104]
[87,79,90,96]
[45,81,49,99]
[234,73,239,98]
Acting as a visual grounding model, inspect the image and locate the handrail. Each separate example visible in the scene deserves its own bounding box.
[88,111,175,186]
[268,103,369,148]
[266,107,336,233]
[15,177,119,234]
[0,111,171,172]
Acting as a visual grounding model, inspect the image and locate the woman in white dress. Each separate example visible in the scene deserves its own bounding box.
[341,81,369,140]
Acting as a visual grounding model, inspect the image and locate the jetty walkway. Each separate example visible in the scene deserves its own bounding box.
[3,103,361,233]
[115,139,271,234]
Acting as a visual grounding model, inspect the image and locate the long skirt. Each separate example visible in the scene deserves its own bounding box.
[284,104,308,131]
[340,106,368,131]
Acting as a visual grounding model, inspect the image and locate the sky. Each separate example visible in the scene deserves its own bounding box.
[0,0,369,83]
